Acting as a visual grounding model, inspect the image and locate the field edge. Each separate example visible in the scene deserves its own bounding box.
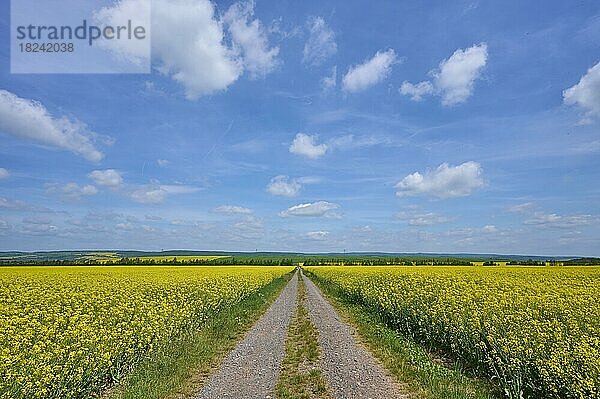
[104,270,294,399]
[304,269,499,399]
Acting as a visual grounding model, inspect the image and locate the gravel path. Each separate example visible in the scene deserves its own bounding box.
[196,272,298,399]
[302,272,407,399]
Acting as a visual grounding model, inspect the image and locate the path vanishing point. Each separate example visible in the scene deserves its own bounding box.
[196,270,407,399]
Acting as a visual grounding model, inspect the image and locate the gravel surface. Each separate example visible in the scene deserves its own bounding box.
[196,272,298,399]
[302,272,407,399]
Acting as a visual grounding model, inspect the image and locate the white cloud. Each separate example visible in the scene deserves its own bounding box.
[94,0,151,66]
[289,133,328,159]
[223,1,279,78]
[279,201,340,217]
[508,202,535,213]
[524,212,598,228]
[129,184,199,204]
[88,169,123,187]
[434,43,488,106]
[99,0,277,99]
[267,175,302,197]
[399,81,434,101]
[342,49,397,92]
[46,183,98,200]
[395,161,484,199]
[396,211,451,226]
[130,187,168,204]
[400,43,488,106]
[157,159,169,167]
[482,225,498,233]
[143,81,167,96]
[0,168,9,179]
[563,61,600,123]
[151,0,241,99]
[305,231,329,241]
[0,196,46,211]
[0,89,103,162]
[115,222,135,231]
[321,66,337,90]
[303,16,336,66]
[213,205,253,214]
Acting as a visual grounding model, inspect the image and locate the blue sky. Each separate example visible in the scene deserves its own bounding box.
[0,0,599,255]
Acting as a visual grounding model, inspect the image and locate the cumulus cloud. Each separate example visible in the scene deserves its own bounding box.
[223,1,280,78]
[157,159,169,167]
[303,16,336,66]
[94,0,151,66]
[0,168,9,179]
[213,205,253,214]
[130,187,168,204]
[289,133,328,159]
[151,0,242,99]
[267,175,302,197]
[46,183,98,200]
[563,61,600,124]
[395,161,484,199]
[524,212,598,228]
[434,43,488,106]
[400,43,488,106]
[88,169,123,187]
[0,89,103,162]
[399,81,434,101]
[342,49,397,92]
[97,0,278,99]
[279,201,340,217]
[305,231,329,241]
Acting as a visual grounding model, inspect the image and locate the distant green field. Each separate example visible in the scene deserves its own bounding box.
[77,252,121,262]
[89,255,230,264]
[129,255,230,262]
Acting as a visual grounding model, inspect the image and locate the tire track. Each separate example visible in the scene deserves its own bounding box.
[302,271,408,399]
[196,271,298,399]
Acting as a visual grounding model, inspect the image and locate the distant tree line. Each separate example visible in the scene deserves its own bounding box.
[0,257,295,266]
[101,257,296,266]
[2,256,598,267]
[301,257,473,266]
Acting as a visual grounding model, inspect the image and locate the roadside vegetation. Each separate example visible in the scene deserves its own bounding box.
[305,269,498,399]
[306,266,600,399]
[0,266,292,399]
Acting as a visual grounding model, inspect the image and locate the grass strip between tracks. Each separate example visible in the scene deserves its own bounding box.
[276,274,331,399]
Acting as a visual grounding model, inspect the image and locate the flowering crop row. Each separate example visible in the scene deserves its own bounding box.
[306,266,600,399]
[0,266,292,399]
